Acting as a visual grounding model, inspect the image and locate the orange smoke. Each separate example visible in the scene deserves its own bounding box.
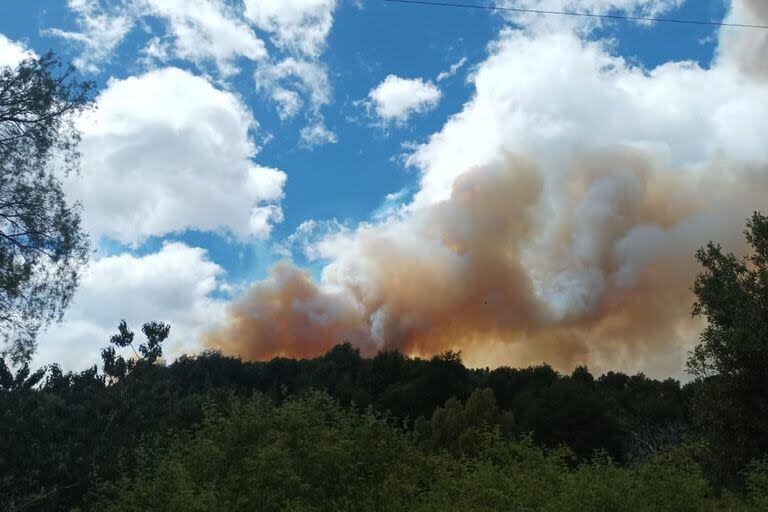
[205,148,768,377]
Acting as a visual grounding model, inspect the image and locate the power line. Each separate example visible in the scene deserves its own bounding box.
[383,0,768,29]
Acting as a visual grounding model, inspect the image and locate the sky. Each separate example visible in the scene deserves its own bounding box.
[1,0,767,377]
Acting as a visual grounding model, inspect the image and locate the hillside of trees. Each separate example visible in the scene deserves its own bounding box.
[2,301,768,510]
[3,52,768,511]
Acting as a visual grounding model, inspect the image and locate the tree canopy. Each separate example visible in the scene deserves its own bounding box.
[688,212,768,486]
[0,52,94,363]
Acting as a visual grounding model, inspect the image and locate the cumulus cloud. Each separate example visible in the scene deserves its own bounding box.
[408,28,768,206]
[244,0,337,58]
[67,67,286,245]
[207,0,768,377]
[34,243,228,371]
[364,75,442,126]
[48,0,267,74]
[139,0,267,74]
[242,2,339,144]
[0,33,35,68]
[243,0,339,138]
[50,0,340,142]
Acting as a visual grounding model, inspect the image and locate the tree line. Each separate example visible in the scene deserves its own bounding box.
[0,295,764,510]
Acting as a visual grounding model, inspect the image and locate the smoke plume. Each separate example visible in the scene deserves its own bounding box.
[207,152,767,376]
[718,0,768,80]
[206,1,768,376]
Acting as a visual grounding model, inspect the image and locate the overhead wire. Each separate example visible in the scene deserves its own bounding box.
[383,0,768,29]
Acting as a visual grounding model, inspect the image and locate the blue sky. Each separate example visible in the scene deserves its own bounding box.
[1,0,503,282]
[2,0,767,376]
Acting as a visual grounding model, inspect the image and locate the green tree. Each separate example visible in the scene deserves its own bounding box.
[0,357,46,391]
[688,212,768,485]
[101,319,170,379]
[417,388,514,457]
[0,52,94,364]
[87,392,432,512]
[86,392,725,512]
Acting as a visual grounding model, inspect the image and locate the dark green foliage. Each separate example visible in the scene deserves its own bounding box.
[0,340,696,511]
[744,459,768,510]
[88,392,433,512]
[415,387,515,457]
[688,212,768,486]
[101,320,170,379]
[140,321,170,363]
[84,392,735,512]
[0,320,172,510]
[0,52,94,364]
[109,319,134,348]
[0,358,46,390]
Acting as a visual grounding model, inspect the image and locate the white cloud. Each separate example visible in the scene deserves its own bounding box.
[244,0,337,58]
[0,33,35,68]
[365,75,442,125]
[254,58,337,145]
[249,204,285,238]
[68,67,286,245]
[140,0,267,75]
[255,57,332,116]
[51,0,339,138]
[244,1,339,130]
[437,57,467,82]
[407,28,768,206]
[494,0,685,33]
[33,242,228,371]
[48,0,267,74]
[299,119,338,148]
[271,88,303,120]
[44,0,135,73]
[498,0,683,14]
[274,218,348,259]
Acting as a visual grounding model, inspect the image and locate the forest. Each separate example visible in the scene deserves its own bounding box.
[3,307,768,511]
[2,44,768,512]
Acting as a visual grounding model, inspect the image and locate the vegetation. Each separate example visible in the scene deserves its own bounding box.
[0,52,94,364]
[0,332,699,510]
[687,212,768,487]
[83,392,736,512]
[2,52,768,511]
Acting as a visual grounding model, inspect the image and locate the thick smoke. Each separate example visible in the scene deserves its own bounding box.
[206,1,768,376]
[718,0,768,80]
[207,150,767,375]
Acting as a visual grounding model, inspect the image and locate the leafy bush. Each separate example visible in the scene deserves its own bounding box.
[87,392,727,512]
